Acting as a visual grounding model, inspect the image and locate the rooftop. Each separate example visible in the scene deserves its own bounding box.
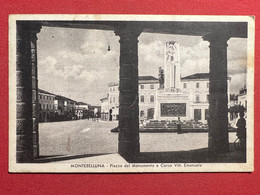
[77,102,90,106]
[181,73,210,80]
[38,89,56,96]
[100,97,109,101]
[55,95,76,103]
[139,76,158,81]
[181,73,231,81]
[108,76,158,86]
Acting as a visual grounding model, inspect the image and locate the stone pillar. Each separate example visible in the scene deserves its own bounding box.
[30,24,41,158]
[203,32,230,154]
[16,22,41,163]
[115,26,142,160]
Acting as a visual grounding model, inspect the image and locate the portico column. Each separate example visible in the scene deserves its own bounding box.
[16,22,41,163]
[115,26,142,159]
[203,32,230,154]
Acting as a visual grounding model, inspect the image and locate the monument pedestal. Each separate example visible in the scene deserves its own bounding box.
[154,88,189,121]
[154,41,189,121]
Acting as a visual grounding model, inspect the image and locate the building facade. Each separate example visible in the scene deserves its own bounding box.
[75,102,90,119]
[102,40,231,124]
[107,82,119,120]
[238,88,247,109]
[181,73,231,122]
[38,89,55,122]
[38,89,89,121]
[100,97,109,121]
[102,76,160,121]
[103,73,231,123]
[54,95,77,121]
[138,76,160,120]
[89,105,101,118]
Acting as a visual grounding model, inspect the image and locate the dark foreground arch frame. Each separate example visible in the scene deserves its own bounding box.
[15,20,247,163]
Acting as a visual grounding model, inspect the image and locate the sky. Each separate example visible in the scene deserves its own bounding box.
[37,26,247,105]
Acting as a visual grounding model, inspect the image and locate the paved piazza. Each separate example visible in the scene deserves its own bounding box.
[39,119,237,156]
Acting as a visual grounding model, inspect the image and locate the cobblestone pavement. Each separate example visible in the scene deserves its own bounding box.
[39,119,237,156]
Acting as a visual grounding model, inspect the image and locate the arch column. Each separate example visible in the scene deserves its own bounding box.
[115,26,142,160]
[16,22,41,163]
[203,32,230,154]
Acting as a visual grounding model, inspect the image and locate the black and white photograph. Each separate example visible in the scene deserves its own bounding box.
[9,15,254,172]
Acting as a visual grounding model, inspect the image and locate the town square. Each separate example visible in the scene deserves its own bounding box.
[10,16,253,171]
[34,24,247,163]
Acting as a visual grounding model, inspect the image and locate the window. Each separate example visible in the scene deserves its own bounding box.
[207,94,210,102]
[140,85,144,89]
[40,95,42,99]
[113,97,115,103]
[194,109,201,121]
[205,109,209,120]
[196,83,200,88]
[196,94,200,102]
[150,84,154,89]
[140,110,145,117]
[110,97,112,103]
[47,104,49,110]
[150,95,154,102]
[207,82,209,88]
[140,95,144,102]
[113,87,115,91]
[183,83,187,88]
[43,104,45,110]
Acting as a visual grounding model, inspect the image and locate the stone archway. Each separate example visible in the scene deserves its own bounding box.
[16,20,247,163]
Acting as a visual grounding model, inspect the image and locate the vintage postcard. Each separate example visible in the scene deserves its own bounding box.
[9,14,254,172]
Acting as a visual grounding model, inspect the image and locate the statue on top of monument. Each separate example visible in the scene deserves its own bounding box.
[158,67,165,89]
[166,41,178,62]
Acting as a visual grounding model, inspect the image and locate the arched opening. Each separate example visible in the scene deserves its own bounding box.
[15,20,248,164]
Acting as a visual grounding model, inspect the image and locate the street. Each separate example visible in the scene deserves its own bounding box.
[39,119,237,156]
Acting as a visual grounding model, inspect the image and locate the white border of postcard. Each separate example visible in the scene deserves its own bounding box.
[9,14,254,172]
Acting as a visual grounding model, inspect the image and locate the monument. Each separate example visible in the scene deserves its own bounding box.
[154,41,189,120]
[164,41,181,90]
